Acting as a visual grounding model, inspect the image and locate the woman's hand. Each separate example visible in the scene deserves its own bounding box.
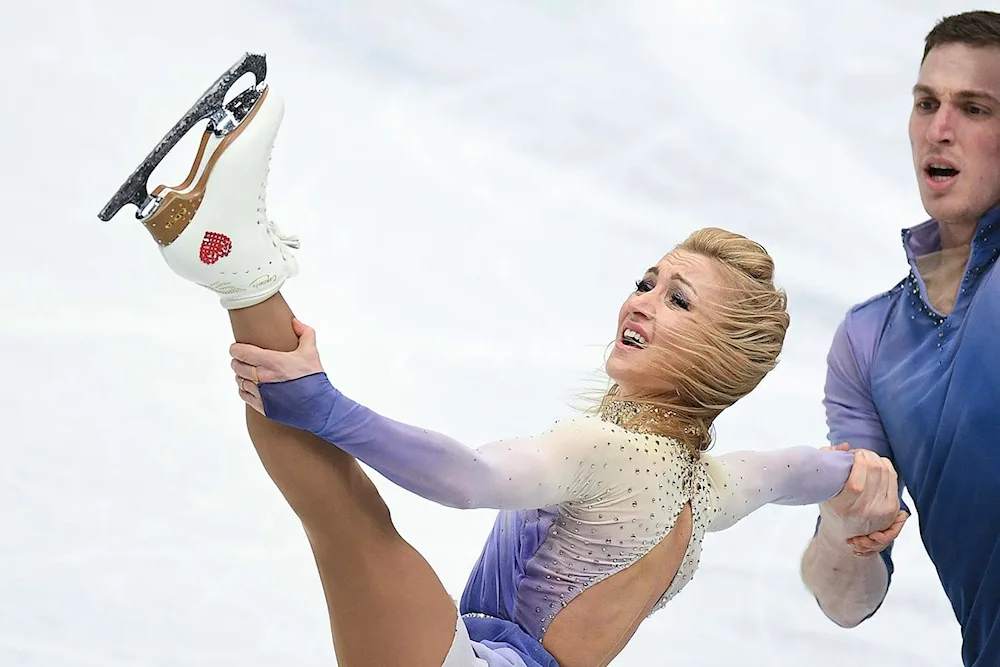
[230,318,323,414]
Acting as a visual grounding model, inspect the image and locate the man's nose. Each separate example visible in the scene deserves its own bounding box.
[926,105,956,144]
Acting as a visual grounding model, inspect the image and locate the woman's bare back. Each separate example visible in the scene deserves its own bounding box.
[543,505,692,667]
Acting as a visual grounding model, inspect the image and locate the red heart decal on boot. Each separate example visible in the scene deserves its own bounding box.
[199,232,232,265]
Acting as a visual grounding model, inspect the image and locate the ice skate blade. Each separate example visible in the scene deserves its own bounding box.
[96,52,267,222]
[139,85,273,247]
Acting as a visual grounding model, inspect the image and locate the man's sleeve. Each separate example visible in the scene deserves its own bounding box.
[819,311,906,604]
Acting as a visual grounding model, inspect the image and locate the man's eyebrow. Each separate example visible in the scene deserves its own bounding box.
[955,89,1000,104]
[913,83,1000,104]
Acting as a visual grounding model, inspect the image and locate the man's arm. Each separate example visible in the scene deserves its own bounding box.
[799,313,908,627]
[800,448,901,626]
[801,515,890,627]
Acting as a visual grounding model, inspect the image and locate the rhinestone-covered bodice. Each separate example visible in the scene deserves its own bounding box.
[464,404,732,639]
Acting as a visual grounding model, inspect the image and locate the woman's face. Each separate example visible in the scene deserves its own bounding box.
[606,249,730,398]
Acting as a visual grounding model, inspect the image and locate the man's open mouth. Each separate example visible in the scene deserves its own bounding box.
[926,162,959,181]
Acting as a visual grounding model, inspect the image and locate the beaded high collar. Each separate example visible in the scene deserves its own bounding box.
[598,400,704,454]
[901,205,1000,319]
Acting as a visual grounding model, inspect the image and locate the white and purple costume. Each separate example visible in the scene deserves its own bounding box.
[259,374,855,666]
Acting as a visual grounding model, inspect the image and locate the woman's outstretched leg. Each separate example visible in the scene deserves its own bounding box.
[228,293,460,667]
[113,75,461,666]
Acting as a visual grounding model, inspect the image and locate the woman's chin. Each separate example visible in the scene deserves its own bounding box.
[605,356,636,390]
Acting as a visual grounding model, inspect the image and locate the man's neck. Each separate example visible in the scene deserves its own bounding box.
[936,201,1000,250]
[937,219,977,251]
[914,245,970,315]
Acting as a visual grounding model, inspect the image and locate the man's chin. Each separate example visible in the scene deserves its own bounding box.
[920,189,973,224]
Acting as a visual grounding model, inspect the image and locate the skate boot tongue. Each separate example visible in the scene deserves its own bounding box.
[268,222,300,250]
[264,219,301,258]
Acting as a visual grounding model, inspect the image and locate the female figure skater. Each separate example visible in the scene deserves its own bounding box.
[112,77,898,667]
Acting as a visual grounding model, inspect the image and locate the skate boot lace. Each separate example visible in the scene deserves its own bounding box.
[257,156,300,260]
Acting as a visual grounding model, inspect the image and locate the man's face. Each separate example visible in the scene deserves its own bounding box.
[909,43,1000,226]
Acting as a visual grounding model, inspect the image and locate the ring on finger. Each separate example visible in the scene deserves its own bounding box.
[251,365,260,385]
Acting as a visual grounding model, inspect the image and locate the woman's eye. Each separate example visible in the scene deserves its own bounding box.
[670,291,690,310]
[635,279,654,293]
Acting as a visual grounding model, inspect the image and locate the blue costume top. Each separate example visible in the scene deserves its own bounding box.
[259,379,855,666]
[822,206,1000,667]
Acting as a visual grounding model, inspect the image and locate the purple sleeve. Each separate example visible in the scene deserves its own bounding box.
[257,373,593,510]
[704,447,855,532]
[820,309,905,583]
[823,313,892,456]
[823,311,907,508]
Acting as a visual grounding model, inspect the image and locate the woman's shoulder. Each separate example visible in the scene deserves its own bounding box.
[526,412,642,450]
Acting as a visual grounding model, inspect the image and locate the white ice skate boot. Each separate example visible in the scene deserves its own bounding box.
[98,53,299,309]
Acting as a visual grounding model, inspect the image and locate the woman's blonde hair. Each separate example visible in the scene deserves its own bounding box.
[596,227,790,454]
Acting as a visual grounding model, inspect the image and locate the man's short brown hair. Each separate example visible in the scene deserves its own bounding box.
[923,10,1000,63]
